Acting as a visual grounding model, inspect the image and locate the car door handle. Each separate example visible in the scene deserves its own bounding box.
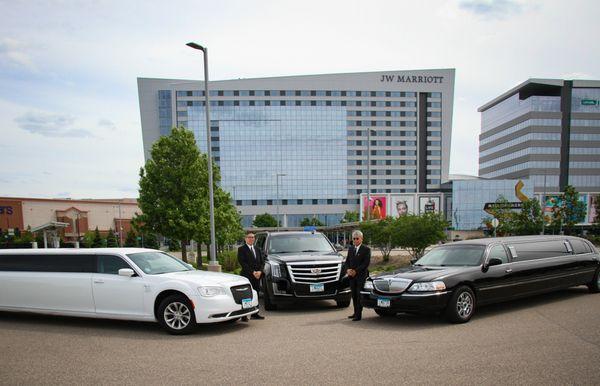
[505,268,513,273]
[93,279,104,284]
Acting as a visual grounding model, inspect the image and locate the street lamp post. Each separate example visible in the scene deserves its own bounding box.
[186,41,219,271]
[276,173,287,231]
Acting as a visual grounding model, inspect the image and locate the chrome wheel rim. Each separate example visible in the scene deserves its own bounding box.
[164,302,191,330]
[456,292,473,319]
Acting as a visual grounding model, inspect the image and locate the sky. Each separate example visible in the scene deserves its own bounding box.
[0,0,598,199]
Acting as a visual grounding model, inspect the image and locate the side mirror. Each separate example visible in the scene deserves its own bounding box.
[118,268,135,277]
[185,263,194,270]
[335,245,343,251]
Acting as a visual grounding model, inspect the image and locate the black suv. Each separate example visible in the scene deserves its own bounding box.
[254,231,351,310]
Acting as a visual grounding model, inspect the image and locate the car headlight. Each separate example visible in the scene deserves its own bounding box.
[363,280,374,290]
[270,262,281,277]
[408,281,446,292]
[198,286,226,297]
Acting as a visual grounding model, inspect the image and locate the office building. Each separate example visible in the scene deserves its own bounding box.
[478,79,600,194]
[138,69,455,227]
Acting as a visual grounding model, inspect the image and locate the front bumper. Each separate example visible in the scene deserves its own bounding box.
[190,289,259,323]
[360,290,451,313]
[269,277,350,301]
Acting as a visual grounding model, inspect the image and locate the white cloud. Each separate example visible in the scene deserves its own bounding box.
[0,37,37,72]
[15,111,94,138]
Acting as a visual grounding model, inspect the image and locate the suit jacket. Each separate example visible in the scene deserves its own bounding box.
[237,244,264,279]
[346,244,371,280]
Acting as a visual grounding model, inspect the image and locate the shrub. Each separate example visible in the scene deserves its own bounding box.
[218,249,240,273]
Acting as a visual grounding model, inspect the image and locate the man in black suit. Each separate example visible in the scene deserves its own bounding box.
[237,231,265,321]
[346,230,371,321]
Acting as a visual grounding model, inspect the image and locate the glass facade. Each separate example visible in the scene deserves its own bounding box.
[186,106,347,201]
[452,179,534,230]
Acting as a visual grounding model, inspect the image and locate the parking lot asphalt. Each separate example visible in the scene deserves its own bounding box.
[1,287,599,385]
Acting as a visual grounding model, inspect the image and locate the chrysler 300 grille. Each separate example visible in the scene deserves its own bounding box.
[286,260,341,284]
[230,284,253,304]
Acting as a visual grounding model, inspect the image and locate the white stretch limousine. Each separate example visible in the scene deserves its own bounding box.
[0,248,259,334]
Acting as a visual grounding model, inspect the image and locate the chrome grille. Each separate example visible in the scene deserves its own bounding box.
[286,260,341,284]
[373,278,412,294]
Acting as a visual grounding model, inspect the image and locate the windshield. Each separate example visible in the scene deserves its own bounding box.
[127,251,192,275]
[415,245,486,267]
[268,233,334,254]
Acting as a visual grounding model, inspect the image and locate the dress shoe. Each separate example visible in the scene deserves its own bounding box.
[352,316,362,321]
[347,315,356,319]
[251,313,265,320]
[241,316,249,322]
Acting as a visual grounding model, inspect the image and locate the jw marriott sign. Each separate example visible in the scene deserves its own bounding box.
[379,74,444,84]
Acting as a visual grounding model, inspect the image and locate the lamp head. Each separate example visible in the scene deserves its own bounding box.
[186,42,205,51]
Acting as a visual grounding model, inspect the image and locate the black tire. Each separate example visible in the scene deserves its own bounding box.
[157,295,197,335]
[375,309,396,317]
[335,298,351,308]
[588,268,600,293]
[444,286,476,323]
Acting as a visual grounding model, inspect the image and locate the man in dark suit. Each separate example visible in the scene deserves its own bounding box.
[346,230,371,321]
[237,231,265,321]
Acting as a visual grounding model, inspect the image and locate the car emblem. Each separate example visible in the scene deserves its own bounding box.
[235,287,248,292]
[311,268,321,274]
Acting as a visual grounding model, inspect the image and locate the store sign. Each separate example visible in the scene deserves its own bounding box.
[483,202,523,212]
[581,99,598,106]
[0,206,14,215]
[379,74,444,84]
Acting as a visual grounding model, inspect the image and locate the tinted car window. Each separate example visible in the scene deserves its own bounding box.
[569,239,591,254]
[127,251,190,275]
[268,234,334,254]
[97,255,132,274]
[415,245,486,267]
[488,245,509,264]
[513,241,570,260]
[0,254,95,272]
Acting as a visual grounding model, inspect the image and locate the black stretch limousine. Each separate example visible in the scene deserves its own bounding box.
[361,236,600,323]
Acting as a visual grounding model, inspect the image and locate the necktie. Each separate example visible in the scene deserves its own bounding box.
[251,246,256,259]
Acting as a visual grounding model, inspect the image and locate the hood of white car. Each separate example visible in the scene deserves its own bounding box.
[160,270,248,286]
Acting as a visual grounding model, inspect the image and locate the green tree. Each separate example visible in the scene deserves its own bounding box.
[513,198,544,235]
[142,232,160,249]
[300,217,325,227]
[252,213,278,227]
[136,127,210,262]
[482,195,516,236]
[106,228,119,247]
[124,230,138,247]
[82,231,95,248]
[92,227,103,248]
[341,211,359,223]
[561,185,587,235]
[360,217,396,262]
[393,213,447,262]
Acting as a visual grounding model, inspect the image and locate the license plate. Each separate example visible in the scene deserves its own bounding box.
[310,283,324,292]
[241,298,252,309]
[377,298,391,308]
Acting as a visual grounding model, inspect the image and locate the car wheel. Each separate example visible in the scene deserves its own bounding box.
[445,286,476,323]
[158,295,197,335]
[588,268,600,293]
[375,309,396,317]
[335,298,351,308]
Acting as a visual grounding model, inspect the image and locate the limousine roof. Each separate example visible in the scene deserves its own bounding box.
[449,235,586,246]
[0,248,161,254]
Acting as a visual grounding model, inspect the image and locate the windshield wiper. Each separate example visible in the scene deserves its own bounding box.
[301,249,322,252]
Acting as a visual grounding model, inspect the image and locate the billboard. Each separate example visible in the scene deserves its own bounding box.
[419,196,440,214]
[390,195,415,217]
[361,195,387,221]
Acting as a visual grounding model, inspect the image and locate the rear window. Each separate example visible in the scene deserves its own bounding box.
[512,241,571,260]
[415,245,486,267]
[0,254,95,273]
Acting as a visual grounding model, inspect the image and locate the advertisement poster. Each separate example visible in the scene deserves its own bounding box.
[390,195,415,217]
[543,194,588,223]
[362,195,387,221]
[419,196,440,214]
[589,194,598,224]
